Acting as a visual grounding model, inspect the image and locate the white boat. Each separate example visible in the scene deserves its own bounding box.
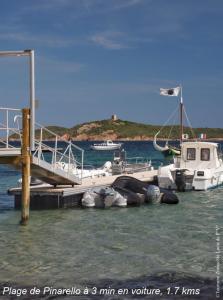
[56,161,112,179]
[90,140,122,151]
[158,141,223,191]
[18,161,113,187]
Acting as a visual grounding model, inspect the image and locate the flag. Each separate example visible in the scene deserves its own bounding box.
[160,86,181,96]
[198,133,207,139]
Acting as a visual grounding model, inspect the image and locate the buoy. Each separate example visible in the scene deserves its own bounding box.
[160,191,179,204]
[82,187,127,208]
[82,191,97,207]
[105,191,127,207]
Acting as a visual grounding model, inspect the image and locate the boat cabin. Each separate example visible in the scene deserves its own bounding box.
[177,142,221,170]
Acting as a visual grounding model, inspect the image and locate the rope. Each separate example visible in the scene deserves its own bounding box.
[167,111,178,140]
[183,106,196,140]
[158,105,179,138]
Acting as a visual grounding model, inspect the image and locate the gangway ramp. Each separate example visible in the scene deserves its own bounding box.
[0,148,21,165]
[0,148,83,186]
[31,156,82,186]
[0,108,84,186]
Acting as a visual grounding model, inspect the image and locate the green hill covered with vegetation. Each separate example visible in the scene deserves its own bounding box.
[33,119,223,140]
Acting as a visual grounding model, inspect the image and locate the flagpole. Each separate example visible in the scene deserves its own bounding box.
[180,85,183,144]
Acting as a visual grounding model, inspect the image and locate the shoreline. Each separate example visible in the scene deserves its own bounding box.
[8,137,223,142]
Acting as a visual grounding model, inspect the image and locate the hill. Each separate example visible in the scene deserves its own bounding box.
[34,119,223,141]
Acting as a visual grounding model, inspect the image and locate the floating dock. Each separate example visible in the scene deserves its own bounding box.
[9,170,158,209]
[0,107,158,214]
[0,50,158,224]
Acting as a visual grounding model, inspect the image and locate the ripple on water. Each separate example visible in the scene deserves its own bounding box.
[0,143,223,293]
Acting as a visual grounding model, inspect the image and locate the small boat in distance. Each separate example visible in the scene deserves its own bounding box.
[90,140,122,151]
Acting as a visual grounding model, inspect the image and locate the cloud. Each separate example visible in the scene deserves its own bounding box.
[79,0,145,13]
[89,31,129,49]
[37,56,84,74]
[20,0,74,12]
[0,54,84,79]
[18,0,144,16]
[0,26,77,48]
[71,80,163,97]
[96,0,144,12]
[89,28,155,50]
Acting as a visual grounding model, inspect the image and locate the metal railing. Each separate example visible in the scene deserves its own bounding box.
[0,107,84,182]
[0,107,22,148]
[124,156,152,173]
[125,156,150,165]
[32,123,84,181]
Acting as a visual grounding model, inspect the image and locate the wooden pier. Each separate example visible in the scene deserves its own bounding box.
[0,105,158,221]
[9,170,158,209]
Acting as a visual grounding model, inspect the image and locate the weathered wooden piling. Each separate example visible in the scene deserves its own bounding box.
[20,108,31,225]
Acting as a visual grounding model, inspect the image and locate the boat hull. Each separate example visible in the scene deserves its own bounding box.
[158,165,223,191]
[90,145,122,151]
[162,147,181,158]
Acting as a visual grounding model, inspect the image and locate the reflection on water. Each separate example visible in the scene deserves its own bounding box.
[0,142,222,299]
[0,193,222,287]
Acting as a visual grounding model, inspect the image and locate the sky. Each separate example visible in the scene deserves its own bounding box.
[0,0,223,128]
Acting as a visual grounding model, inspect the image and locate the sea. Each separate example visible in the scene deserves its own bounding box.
[0,141,222,300]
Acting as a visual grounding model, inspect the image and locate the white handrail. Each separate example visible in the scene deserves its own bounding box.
[0,107,21,111]
[33,123,84,182]
[0,107,84,183]
[0,108,22,148]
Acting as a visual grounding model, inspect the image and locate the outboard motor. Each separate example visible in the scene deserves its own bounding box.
[175,169,186,192]
[146,185,161,203]
[147,185,179,204]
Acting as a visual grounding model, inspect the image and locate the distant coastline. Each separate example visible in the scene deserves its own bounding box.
[9,118,223,142]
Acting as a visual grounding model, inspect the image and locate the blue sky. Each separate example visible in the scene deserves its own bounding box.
[0,0,222,128]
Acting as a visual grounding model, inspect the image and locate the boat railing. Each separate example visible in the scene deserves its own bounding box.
[125,164,152,173]
[125,156,150,165]
[0,107,22,148]
[124,156,152,173]
[82,164,95,170]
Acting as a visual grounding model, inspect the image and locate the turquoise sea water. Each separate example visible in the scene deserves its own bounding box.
[0,141,222,299]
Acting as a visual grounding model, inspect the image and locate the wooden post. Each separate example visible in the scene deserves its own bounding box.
[20,108,31,225]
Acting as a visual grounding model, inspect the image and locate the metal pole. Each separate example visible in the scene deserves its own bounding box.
[180,86,183,144]
[81,150,84,182]
[20,108,31,225]
[54,136,58,169]
[29,50,35,151]
[6,109,9,148]
[38,127,43,163]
